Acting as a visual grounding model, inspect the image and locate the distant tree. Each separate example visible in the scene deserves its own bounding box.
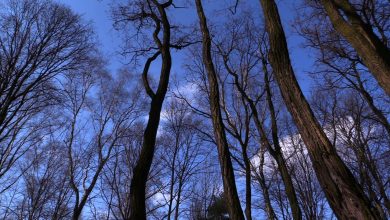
[157,98,206,220]
[0,0,94,190]
[188,162,224,220]
[63,70,142,220]
[5,142,72,220]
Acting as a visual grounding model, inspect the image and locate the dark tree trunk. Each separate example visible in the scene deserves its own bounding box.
[320,0,390,95]
[72,209,82,220]
[195,0,245,219]
[128,2,172,219]
[258,0,382,219]
[128,65,170,220]
[128,71,170,220]
[174,175,184,220]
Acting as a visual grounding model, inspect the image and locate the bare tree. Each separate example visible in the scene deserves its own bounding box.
[8,142,72,220]
[188,158,222,220]
[112,1,195,218]
[295,2,390,136]
[0,0,94,188]
[61,69,142,220]
[258,0,381,219]
[277,115,331,220]
[310,88,390,218]
[319,0,390,95]
[194,0,245,219]
[1,1,388,219]
[209,10,303,219]
[156,98,206,220]
[252,146,278,220]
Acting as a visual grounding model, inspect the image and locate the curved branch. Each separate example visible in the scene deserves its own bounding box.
[142,51,161,98]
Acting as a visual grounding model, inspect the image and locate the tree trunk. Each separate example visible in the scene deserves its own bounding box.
[167,134,180,220]
[243,148,252,220]
[264,61,303,220]
[320,0,390,95]
[72,209,82,220]
[226,58,302,220]
[128,89,169,220]
[255,149,277,220]
[174,176,184,220]
[194,0,245,219]
[128,3,172,219]
[258,0,382,219]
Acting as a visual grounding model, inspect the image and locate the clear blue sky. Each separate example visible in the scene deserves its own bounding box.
[58,0,315,95]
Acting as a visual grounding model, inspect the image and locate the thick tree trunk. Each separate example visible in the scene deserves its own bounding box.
[128,96,167,220]
[320,0,390,96]
[258,0,382,219]
[72,209,82,220]
[195,0,245,219]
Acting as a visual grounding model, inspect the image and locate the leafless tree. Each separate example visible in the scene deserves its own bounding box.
[112,1,193,218]
[258,0,381,219]
[278,116,330,220]
[310,88,389,218]
[319,0,390,95]
[5,141,72,220]
[0,0,94,190]
[1,0,388,219]
[295,1,390,136]
[188,158,222,220]
[209,10,303,219]
[61,69,143,219]
[194,0,246,219]
[156,98,207,220]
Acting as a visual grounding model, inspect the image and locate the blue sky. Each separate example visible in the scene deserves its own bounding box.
[58,0,315,96]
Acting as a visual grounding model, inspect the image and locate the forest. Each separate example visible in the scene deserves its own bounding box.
[0,0,389,219]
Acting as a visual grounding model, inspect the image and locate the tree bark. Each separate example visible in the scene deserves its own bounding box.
[320,0,390,96]
[194,0,245,219]
[258,0,382,219]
